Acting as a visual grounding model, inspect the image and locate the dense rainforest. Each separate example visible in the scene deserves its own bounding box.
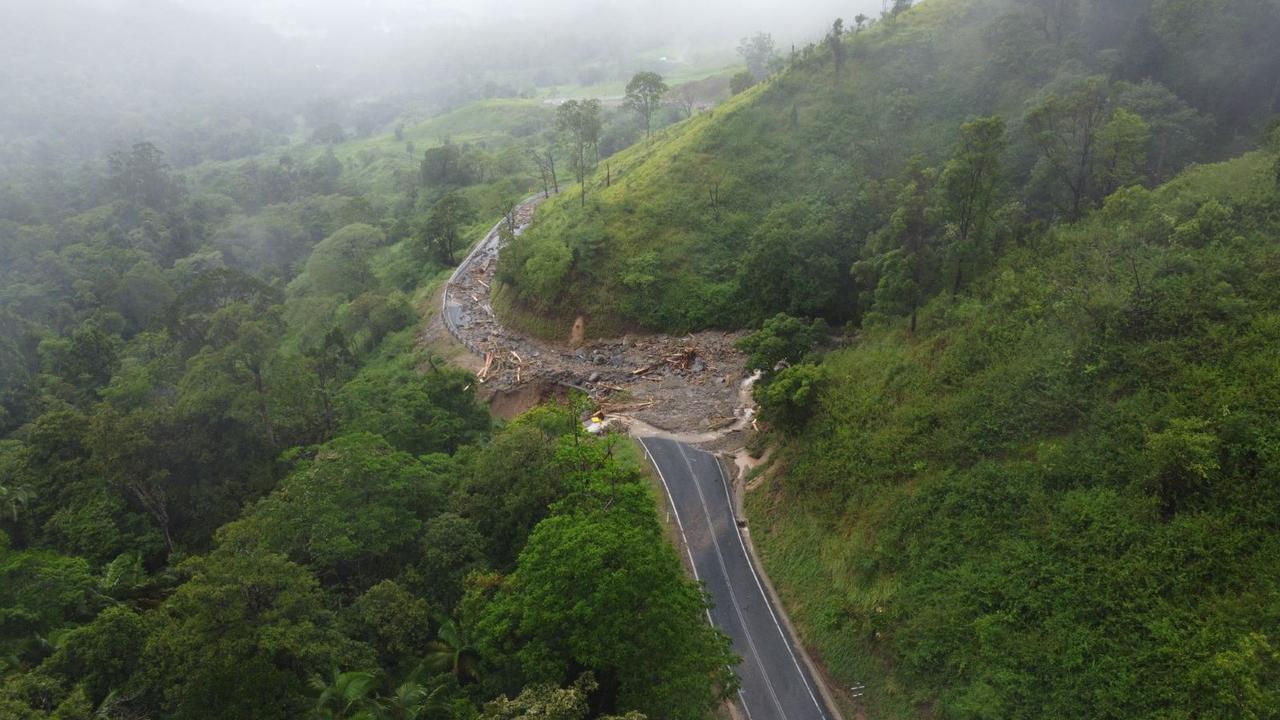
[0,15,738,715]
[492,0,1280,717]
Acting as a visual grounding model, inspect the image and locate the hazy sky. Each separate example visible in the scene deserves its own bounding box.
[173,0,884,44]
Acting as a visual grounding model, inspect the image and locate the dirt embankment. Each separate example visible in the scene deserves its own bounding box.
[428,196,754,436]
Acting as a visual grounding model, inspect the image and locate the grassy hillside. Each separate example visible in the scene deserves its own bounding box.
[747,147,1280,719]
[499,0,1280,338]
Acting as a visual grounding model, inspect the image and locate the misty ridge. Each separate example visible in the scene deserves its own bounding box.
[0,0,879,172]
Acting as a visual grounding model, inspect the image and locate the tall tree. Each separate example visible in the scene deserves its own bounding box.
[529,148,559,198]
[737,32,780,81]
[623,72,669,140]
[827,19,847,75]
[420,192,476,265]
[941,116,1006,294]
[1026,77,1111,219]
[555,100,602,208]
[1093,108,1151,198]
[854,159,941,332]
[107,142,183,211]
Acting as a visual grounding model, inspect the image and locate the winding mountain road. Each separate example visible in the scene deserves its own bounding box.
[439,197,840,720]
[639,437,832,720]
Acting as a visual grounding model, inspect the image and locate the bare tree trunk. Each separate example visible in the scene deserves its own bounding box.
[131,480,173,554]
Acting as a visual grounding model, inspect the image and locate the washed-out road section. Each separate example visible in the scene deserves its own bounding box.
[436,196,840,719]
[639,436,831,720]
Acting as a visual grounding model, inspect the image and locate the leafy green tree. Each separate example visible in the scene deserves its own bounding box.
[413,512,488,610]
[1113,80,1210,183]
[293,224,383,300]
[854,159,942,332]
[0,483,33,522]
[217,433,443,590]
[729,71,756,95]
[0,533,95,663]
[476,479,737,719]
[519,240,573,308]
[337,362,490,456]
[306,328,358,441]
[483,675,592,720]
[1189,633,1280,719]
[119,260,175,333]
[420,142,470,187]
[556,100,602,208]
[310,669,380,720]
[454,409,573,568]
[1143,417,1219,518]
[1093,108,1151,198]
[623,73,668,140]
[38,324,119,403]
[343,581,435,672]
[940,116,1006,294]
[37,605,147,707]
[1028,0,1078,46]
[177,303,298,450]
[165,268,282,352]
[826,19,846,75]
[420,193,476,265]
[736,313,829,375]
[137,549,373,720]
[737,201,846,321]
[737,32,780,81]
[426,618,480,684]
[756,363,826,434]
[107,142,183,212]
[339,293,417,355]
[1026,77,1111,218]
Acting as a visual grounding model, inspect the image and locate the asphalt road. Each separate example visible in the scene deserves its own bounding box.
[639,436,830,720]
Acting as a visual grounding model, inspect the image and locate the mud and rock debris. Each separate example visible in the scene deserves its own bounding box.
[438,196,752,436]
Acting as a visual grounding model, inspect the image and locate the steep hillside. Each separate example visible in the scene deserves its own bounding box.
[748,147,1280,718]
[499,0,1280,337]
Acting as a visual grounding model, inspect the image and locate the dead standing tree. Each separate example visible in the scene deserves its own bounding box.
[529,147,559,198]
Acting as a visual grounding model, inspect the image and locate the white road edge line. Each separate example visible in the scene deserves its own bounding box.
[673,441,787,720]
[712,450,829,720]
[639,438,754,720]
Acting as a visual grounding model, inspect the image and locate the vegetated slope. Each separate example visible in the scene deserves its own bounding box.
[0,92,736,719]
[499,0,1280,337]
[747,147,1280,719]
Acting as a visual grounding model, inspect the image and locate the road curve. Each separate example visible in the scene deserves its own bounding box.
[639,436,831,720]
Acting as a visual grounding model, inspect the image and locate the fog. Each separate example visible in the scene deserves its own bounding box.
[2,0,882,171]
[177,0,882,44]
